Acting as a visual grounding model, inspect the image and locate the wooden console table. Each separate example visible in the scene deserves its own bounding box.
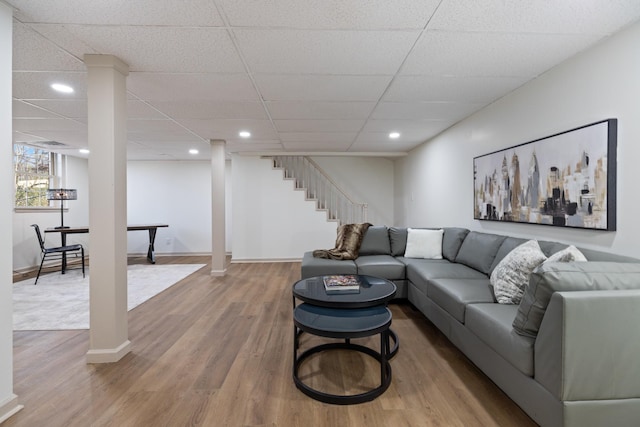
[45,224,169,272]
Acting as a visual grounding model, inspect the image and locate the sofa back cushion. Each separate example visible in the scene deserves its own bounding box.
[389,227,408,256]
[359,225,391,255]
[513,262,640,337]
[442,228,470,262]
[455,231,506,275]
[489,237,529,274]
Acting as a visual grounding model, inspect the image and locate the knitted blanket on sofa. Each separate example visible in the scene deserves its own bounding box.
[312,223,372,260]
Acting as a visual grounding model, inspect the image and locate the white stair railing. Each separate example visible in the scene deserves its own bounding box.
[267,156,368,225]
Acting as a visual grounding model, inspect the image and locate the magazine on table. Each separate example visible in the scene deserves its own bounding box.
[323,275,361,293]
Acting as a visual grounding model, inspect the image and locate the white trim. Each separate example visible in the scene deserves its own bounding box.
[86,340,131,364]
[0,395,23,423]
[231,258,302,263]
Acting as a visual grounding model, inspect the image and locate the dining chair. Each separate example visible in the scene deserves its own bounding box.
[31,224,85,285]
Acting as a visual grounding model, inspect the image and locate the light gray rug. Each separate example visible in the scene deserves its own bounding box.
[13,264,205,331]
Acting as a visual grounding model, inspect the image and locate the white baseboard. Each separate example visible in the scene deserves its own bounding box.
[0,394,23,424]
[86,340,131,364]
[230,258,302,263]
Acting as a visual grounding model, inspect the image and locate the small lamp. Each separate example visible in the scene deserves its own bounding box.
[47,188,77,229]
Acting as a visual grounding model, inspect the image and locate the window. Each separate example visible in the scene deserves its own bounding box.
[13,144,58,208]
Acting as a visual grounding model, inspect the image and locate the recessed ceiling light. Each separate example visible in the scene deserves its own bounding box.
[239,131,251,138]
[79,148,90,154]
[389,132,400,139]
[51,83,74,94]
[189,149,199,155]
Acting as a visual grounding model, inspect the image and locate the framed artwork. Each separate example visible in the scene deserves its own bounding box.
[473,119,617,231]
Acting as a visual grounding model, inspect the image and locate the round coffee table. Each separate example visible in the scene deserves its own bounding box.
[292,275,399,404]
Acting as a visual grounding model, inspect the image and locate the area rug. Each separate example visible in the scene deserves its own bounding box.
[13,264,205,331]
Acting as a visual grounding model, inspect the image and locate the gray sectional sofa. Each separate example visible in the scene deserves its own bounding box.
[301,226,640,427]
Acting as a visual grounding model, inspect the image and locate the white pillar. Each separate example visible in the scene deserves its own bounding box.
[0,3,23,422]
[84,54,131,363]
[210,140,227,276]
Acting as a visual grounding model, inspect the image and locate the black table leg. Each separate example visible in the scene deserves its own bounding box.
[147,227,158,264]
[61,231,68,273]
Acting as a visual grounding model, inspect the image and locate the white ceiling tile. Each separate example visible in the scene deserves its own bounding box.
[402,31,603,77]
[9,0,224,26]
[279,132,356,143]
[180,119,279,141]
[147,100,268,120]
[429,0,640,34]
[274,120,365,133]
[27,100,87,118]
[127,120,189,133]
[219,0,440,29]
[13,100,60,118]
[266,101,376,120]
[348,138,419,152]
[372,102,484,121]
[13,23,85,72]
[128,73,259,101]
[13,118,85,132]
[255,75,392,101]
[127,100,168,120]
[226,142,284,153]
[282,141,353,151]
[59,26,245,73]
[235,29,420,74]
[17,129,88,147]
[128,130,203,144]
[13,71,87,100]
[384,75,529,103]
[361,119,451,135]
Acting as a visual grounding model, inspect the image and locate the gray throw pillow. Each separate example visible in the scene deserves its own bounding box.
[513,262,640,337]
[455,232,507,275]
[359,225,390,255]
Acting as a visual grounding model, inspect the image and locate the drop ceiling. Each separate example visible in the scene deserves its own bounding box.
[8,0,640,160]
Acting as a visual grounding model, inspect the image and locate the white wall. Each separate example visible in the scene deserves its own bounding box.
[127,160,226,255]
[231,155,396,260]
[311,156,394,226]
[395,21,640,257]
[232,155,338,260]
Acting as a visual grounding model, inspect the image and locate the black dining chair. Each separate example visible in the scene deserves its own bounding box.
[31,224,85,285]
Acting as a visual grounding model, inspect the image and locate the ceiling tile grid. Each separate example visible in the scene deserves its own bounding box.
[6,0,640,159]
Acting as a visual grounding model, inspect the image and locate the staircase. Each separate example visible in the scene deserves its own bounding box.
[267,156,368,225]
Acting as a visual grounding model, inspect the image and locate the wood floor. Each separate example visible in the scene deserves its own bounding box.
[6,257,537,427]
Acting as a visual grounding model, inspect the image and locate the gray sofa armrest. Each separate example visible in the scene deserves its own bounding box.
[300,251,357,279]
[535,290,640,402]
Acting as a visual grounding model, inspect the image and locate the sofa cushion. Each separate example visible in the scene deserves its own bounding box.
[359,225,391,255]
[442,228,470,262]
[300,251,357,279]
[491,240,547,305]
[489,237,529,274]
[544,245,586,263]
[466,303,535,376]
[404,228,443,259]
[513,262,640,337]
[355,255,406,280]
[388,227,408,256]
[427,278,494,323]
[405,259,487,289]
[455,232,506,275]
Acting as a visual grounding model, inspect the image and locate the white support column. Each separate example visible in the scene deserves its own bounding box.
[210,140,227,276]
[84,54,131,363]
[0,3,23,422]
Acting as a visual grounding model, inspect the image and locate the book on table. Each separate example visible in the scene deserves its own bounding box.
[323,275,360,294]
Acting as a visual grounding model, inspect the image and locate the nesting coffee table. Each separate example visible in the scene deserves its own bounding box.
[292,275,399,404]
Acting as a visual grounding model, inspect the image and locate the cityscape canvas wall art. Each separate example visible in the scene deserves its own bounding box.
[473,119,617,231]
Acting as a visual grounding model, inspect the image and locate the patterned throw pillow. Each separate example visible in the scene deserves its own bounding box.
[490,240,547,304]
[544,245,587,263]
